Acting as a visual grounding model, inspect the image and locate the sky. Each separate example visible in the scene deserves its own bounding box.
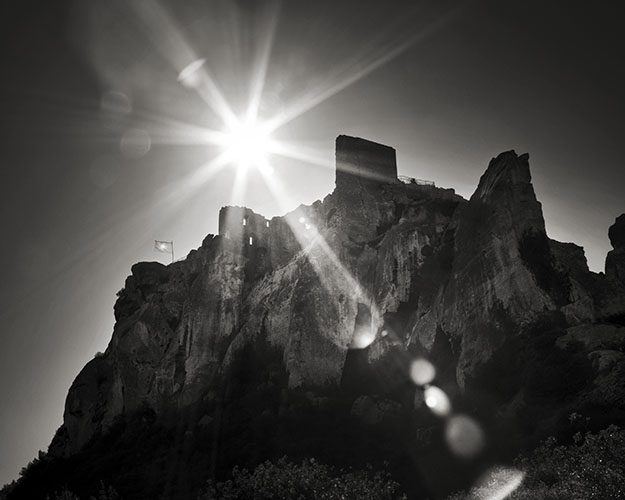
[1,0,624,486]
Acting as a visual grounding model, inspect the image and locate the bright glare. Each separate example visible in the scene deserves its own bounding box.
[410,358,436,386]
[351,328,376,349]
[424,385,451,417]
[177,58,206,88]
[471,467,525,500]
[445,414,485,458]
[222,118,272,172]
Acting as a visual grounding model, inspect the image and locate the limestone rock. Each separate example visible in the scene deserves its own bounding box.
[588,350,625,373]
[47,136,625,467]
[556,323,625,409]
[412,151,558,386]
[557,323,625,351]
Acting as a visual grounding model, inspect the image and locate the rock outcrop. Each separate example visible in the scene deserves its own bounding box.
[607,214,625,285]
[23,135,623,500]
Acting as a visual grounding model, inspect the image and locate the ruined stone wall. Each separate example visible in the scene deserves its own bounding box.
[218,206,303,270]
[218,206,271,249]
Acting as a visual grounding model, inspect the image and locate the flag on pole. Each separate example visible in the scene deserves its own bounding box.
[154,240,175,262]
[154,240,173,253]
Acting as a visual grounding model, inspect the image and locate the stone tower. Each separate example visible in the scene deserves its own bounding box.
[335,135,398,191]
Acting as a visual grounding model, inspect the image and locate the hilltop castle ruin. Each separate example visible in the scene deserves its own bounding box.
[218,135,400,246]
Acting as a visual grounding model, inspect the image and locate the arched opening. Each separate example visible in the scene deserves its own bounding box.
[242,217,248,226]
[249,235,254,246]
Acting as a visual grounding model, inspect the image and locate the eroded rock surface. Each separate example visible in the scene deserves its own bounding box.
[48,137,625,469]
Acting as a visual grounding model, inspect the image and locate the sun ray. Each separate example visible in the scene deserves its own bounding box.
[256,163,382,348]
[148,152,232,216]
[264,4,464,134]
[128,109,227,147]
[268,140,334,170]
[246,1,281,123]
[125,1,238,128]
[189,64,239,128]
[10,151,233,316]
[83,2,466,325]
[228,158,250,206]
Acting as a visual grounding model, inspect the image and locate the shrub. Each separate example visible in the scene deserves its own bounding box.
[447,426,625,500]
[197,457,406,500]
[50,489,79,500]
[89,482,121,500]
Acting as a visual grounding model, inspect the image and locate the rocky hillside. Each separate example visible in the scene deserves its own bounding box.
[5,136,625,500]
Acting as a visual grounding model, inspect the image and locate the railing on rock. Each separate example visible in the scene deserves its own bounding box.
[398,175,435,186]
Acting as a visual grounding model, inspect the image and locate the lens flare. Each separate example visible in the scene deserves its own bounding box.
[351,328,376,349]
[423,385,451,417]
[89,156,120,189]
[410,358,436,386]
[471,467,525,500]
[445,414,485,458]
[177,58,206,88]
[100,90,131,115]
[120,129,151,159]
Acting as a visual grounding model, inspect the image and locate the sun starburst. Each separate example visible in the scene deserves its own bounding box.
[220,118,273,173]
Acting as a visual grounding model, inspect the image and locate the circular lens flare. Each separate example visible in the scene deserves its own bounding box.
[445,414,485,458]
[410,358,436,386]
[424,385,451,417]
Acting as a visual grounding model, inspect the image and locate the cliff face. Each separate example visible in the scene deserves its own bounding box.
[411,151,594,386]
[47,136,625,478]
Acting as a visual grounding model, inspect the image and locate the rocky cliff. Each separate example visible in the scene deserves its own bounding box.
[9,136,625,500]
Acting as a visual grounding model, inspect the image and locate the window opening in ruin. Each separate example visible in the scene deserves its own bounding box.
[242,217,247,226]
[266,220,269,227]
[249,236,253,245]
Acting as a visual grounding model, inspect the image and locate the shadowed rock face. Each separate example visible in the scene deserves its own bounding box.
[607,214,625,284]
[410,151,559,386]
[45,137,625,491]
[609,214,625,249]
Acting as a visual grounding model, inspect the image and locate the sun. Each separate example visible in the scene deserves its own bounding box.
[221,117,273,172]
